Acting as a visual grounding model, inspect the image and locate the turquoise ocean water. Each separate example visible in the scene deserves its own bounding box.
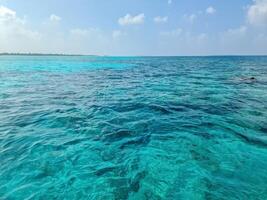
[0,56,267,199]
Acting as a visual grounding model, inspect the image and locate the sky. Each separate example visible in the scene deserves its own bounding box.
[0,0,267,56]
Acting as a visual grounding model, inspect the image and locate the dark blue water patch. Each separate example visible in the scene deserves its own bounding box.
[120,134,151,149]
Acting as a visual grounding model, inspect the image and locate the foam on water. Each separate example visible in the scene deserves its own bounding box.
[0,56,267,199]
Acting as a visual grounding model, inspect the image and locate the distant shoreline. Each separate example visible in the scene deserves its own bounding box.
[0,53,266,57]
[0,53,96,57]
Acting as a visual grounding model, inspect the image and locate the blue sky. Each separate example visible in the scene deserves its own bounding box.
[0,0,266,55]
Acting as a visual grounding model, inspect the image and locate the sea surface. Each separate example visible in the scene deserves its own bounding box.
[0,56,267,200]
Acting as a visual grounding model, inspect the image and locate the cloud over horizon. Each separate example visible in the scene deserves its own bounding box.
[118,13,145,26]
[206,6,216,15]
[154,16,168,23]
[50,14,61,22]
[247,0,267,26]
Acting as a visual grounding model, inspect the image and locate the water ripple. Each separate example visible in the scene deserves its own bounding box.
[0,56,267,199]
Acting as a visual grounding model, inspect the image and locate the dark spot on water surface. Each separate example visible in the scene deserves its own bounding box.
[120,134,151,149]
[235,132,267,148]
[95,166,117,176]
[102,129,134,143]
[149,104,172,114]
[260,126,267,134]
[130,171,147,193]
[62,138,88,146]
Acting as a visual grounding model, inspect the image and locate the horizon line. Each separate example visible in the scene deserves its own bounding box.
[0,53,267,57]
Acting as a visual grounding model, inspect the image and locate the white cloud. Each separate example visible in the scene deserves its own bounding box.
[0,5,114,55]
[160,28,182,37]
[247,0,267,26]
[0,5,16,20]
[184,14,196,23]
[112,30,121,38]
[206,6,216,15]
[189,14,196,22]
[67,28,110,55]
[70,28,92,36]
[219,25,267,55]
[225,26,247,36]
[118,13,145,26]
[112,30,126,38]
[158,23,267,56]
[0,5,42,53]
[158,30,213,55]
[50,14,61,22]
[154,16,168,23]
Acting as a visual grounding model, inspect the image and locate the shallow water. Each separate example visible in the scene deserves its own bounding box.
[0,56,267,199]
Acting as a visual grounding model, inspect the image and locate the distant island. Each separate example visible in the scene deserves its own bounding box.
[0,53,98,56]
